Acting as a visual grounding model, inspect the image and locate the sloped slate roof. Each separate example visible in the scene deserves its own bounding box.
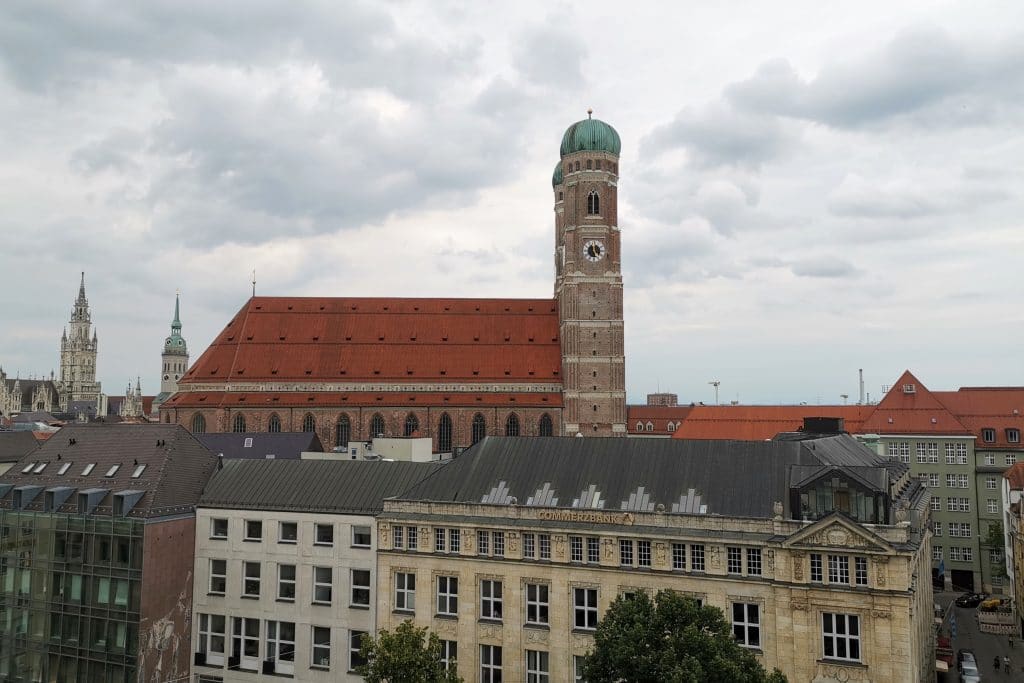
[199,459,446,514]
[397,435,885,519]
[0,431,40,462]
[196,432,324,460]
[181,296,562,385]
[0,424,218,518]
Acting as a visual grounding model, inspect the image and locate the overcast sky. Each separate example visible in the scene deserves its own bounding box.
[1,1,1022,405]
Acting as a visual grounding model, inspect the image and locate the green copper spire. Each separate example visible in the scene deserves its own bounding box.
[164,292,188,356]
[172,292,181,330]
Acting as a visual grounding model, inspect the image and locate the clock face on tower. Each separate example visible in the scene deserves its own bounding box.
[583,240,606,262]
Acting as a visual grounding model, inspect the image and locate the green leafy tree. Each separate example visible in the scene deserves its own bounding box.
[984,520,1007,577]
[581,590,788,683]
[357,620,463,683]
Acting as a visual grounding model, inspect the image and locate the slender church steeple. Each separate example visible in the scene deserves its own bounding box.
[155,292,189,414]
[58,273,102,410]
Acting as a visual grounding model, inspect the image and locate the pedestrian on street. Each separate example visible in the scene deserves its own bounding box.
[994,655,1001,670]
[1010,635,1015,648]
[1003,655,1010,671]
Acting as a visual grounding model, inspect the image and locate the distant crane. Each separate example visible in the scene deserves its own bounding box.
[708,381,721,406]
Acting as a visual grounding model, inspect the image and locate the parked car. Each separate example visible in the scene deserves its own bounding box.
[959,660,981,683]
[955,592,987,608]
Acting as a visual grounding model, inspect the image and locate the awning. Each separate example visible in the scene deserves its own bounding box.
[935,660,949,673]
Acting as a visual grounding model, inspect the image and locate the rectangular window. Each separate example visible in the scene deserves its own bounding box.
[440,640,458,671]
[932,546,943,561]
[493,531,505,557]
[244,520,262,541]
[242,561,261,597]
[526,649,550,683]
[947,497,970,512]
[436,527,446,552]
[480,644,502,683]
[747,548,762,576]
[930,497,941,511]
[437,576,458,616]
[985,454,996,465]
[672,543,686,570]
[539,534,551,560]
[311,626,331,670]
[209,559,226,595]
[637,540,652,567]
[481,579,503,620]
[727,546,742,575]
[351,569,371,607]
[1007,454,1017,466]
[945,442,968,464]
[449,528,460,553]
[394,526,404,549]
[619,539,634,566]
[232,617,261,671]
[1008,429,1020,444]
[279,521,297,544]
[828,555,850,584]
[407,526,418,551]
[822,613,860,662]
[197,613,226,666]
[855,557,868,586]
[574,587,599,630]
[988,499,999,514]
[810,553,823,582]
[933,521,942,537]
[313,566,332,604]
[990,548,1003,563]
[477,530,489,555]
[526,583,549,625]
[570,536,584,562]
[916,442,938,463]
[926,473,940,488]
[588,536,600,564]
[352,526,372,548]
[315,523,334,546]
[949,523,972,537]
[574,656,586,683]
[277,564,295,601]
[266,620,296,674]
[210,518,228,539]
[887,441,909,463]
[395,572,416,612]
[732,602,761,648]
[349,630,367,672]
[983,428,996,443]
[963,547,974,561]
[690,544,705,572]
[523,532,535,559]
[950,547,962,561]
[986,477,998,490]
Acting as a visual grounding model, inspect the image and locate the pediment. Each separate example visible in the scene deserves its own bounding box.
[782,513,893,553]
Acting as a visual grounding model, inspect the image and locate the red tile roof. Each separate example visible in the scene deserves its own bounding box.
[859,370,970,435]
[163,391,563,410]
[626,405,693,434]
[182,297,562,385]
[934,388,1024,449]
[672,405,871,441]
[1005,462,1024,490]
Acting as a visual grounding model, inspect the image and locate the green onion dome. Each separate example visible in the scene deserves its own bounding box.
[560,112,621,157]
[552,162,563,188]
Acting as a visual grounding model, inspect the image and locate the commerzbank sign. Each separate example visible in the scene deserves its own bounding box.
[535,510,635,525]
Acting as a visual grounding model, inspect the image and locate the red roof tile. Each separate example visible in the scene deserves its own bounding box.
[859,370,970,435]
[1005,462,1024,490]
[626,405,693,434]
[935,387,1024,449]
[182,297,562,385]
[672,405,871,441]
[163,391,563,409]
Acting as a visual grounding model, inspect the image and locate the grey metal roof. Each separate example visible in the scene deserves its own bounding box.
[397,435,887,519]
[199,459,447,514]
[0,424,219,518]
[195,432,324,461]
[0,431,40,462]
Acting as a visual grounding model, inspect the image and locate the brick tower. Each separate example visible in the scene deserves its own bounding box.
[553,111,626,436]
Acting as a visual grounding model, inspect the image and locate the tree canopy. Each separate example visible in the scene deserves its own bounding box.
[357,620,463,683]
[580,590,788,683]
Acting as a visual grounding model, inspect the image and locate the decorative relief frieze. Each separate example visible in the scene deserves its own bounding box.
[602,538,615,560]
[813,663,869,682]
[791,598,808,611]
[792,551,805,581]
[553,534,567,559]
[478,623,502,641]
[434,619,457,635]
[506,531,519,553]
[655,542,667,564]
[709,545,721,569]
[379,523,390,548]
[524,629,549,645]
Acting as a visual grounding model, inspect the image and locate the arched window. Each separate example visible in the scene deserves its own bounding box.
[370,413,386,438]
[574,161,580,171]
[471,413,486,445]
[635,421,643,432]
[336,414,351,447]
[667,422,675,432]
[191,413,206,434]
[302,413,316,433]
[268,414,281,433]
[232,413,247,433]
[645,421,654,432]
[438,413,453,453]
[586,159,592,170]
[505,414,520,437]
[404,413,419,437]
[587,191,600,215]
[539,413,553,437]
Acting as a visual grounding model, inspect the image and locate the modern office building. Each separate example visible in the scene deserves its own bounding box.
[376,432,935,682]
[0,423,218,682]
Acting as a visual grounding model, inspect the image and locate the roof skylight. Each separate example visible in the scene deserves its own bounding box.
[57,463,72,475]
[32,462,47,474]
[131,464,146,478]
[21,462,36,473]
[81,463,95,476]
[103,464,120,477]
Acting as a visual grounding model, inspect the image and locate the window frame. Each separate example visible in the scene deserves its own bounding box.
[732,602,761,649]
[480,579,503,621]
[350,568,371,608]
[311,625,331,670]
[208,559,227,595]
[573,587,599,631]
[266,620,296,675]
[351,525,372,548]
[525,582,549,626]
[210,518,228,540]
[244,519,263,542]
[480,644,502,683]
[312,566,333,605]
[395,572,416,612]
[278,521,298,544]
[276,563,295,601]
[436,575,458,616]
[822,612,861,663]
[526,649,550,683]
[348,630,367,672]
[315,523,334,546]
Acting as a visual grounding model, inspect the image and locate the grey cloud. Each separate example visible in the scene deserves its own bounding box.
[726,27,1024,128]
[70,128,146,174]
[827,173,1010,219]
[787,258,859,279]
[511,22,587,91]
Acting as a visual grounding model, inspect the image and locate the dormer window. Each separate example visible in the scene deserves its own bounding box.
[982,428,996,443]
[902,384,916,394]
[1009,429,1021,444]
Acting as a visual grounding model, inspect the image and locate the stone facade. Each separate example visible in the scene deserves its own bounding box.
[153,294,189,416]
[57,273,102,410]
[376,501,934,683]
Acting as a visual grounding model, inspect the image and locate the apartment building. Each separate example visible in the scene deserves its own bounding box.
[0,424,218,682]
[190,459,442,682]
[376,435,935,683]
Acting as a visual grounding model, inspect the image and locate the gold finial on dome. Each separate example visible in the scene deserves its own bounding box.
[587,108,593,118]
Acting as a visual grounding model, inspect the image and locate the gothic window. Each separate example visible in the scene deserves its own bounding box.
[539,414,553,437]
[472,413,487,445]
[268,414,281,433]
[574,161,580,171]
[232,414,246,433]
[404,413,420,437]
[586,159,592,170]
[336,414,351,447]
[191,414,206,434]
[505,414,520,437]
[302,413,316,433]
[438,413,453,453]
[587,191,600,215]
[370,413,386,438]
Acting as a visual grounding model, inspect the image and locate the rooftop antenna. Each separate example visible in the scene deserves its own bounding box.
[858,369,864,405]
[840,394,849,405]
[708,380,720,406]
[251,269,256,297]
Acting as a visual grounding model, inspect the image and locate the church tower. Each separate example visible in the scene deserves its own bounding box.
[58,273,102,409]
[154,293,189,414]
[554,112,627,436]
